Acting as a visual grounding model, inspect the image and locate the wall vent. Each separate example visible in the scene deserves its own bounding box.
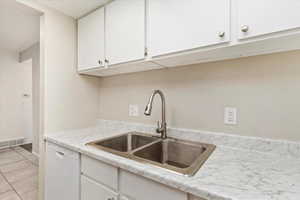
[0,138,25,149]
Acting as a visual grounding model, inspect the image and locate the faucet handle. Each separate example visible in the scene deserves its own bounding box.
[156,121,161,133]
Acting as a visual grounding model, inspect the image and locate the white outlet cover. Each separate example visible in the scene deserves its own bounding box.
[224,107,237,125]
[129,105,139,117]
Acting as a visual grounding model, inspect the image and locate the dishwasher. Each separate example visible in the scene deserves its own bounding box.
[45,142,80,200]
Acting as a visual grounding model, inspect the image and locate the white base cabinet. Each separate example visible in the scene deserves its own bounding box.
[81,155,118,190]
[119,170,187,200]
[44,146,208,200]
[45,143,80,200]
[80,155,206,200]
[81,175,118,200]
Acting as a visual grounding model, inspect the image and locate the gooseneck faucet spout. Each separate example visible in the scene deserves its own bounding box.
[144,90,167,139]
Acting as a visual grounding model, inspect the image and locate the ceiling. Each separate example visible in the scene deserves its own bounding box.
[35,0,109,19]
[0,0,41,52]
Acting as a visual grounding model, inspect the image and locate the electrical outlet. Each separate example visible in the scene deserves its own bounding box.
[224,107,237,125]
[129,104,139,117]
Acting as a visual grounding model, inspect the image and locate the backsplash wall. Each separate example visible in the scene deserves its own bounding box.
[98,50,300,142]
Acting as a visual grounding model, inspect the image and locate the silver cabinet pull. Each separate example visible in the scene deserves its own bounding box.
[241,25,249,33]
[98,60,103,65]
[56,151,65,158]
[105,59,109,64]
[218,31,225,38]
[107,198,115,200]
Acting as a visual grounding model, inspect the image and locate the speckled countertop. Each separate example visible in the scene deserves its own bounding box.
[45,120,300,200]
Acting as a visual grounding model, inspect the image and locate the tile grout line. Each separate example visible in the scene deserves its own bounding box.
[13,147,38,167]
[0,147,39,199]
[0,165,24,200]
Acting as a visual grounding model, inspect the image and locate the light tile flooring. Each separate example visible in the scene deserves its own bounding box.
[0,147,38,200]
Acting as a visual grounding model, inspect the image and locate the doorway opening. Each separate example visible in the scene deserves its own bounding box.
[0,0,41,199]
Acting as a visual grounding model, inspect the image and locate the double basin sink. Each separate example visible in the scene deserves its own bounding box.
[87,132,215,176]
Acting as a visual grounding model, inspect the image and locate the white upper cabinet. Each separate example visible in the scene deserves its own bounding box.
[148,0,231,57]
[106,0,145,65]
[78,7,105,71]
[237,0,300,39]
[77,0,300,76]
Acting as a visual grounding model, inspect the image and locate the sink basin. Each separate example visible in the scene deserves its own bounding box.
[87,132,215,176]
[133,139,215,175]
[87,132,159,155]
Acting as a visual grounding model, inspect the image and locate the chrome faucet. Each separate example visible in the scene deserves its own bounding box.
[144,90,167,139]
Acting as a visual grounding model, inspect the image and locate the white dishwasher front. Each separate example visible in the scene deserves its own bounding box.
[45,142,80,200]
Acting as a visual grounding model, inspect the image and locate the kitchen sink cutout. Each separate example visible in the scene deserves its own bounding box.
[87,132,215,176]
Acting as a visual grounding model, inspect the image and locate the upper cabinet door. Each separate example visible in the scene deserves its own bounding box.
[238,0,300,40]
[106,0,145,66]
[78,7,105,71]
[149,0,230,57]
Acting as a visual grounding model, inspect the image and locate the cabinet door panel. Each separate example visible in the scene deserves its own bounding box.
[120,170,187,200]
[81,155,118,190]
[238,0,300,39]
[81,176,118,200]
[45,143,80,200]
[149,0,230,57]
[106,0,145,65]
[78,7,105,70]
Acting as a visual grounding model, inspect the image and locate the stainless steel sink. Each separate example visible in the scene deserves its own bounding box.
[87,132,215,176]
[133,139,215,175]
[87,132,159,157]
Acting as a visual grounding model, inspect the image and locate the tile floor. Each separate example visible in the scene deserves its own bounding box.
[0,146,38,200]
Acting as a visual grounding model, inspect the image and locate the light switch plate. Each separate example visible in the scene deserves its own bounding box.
[129,104,139,117]
[224,107,237,125]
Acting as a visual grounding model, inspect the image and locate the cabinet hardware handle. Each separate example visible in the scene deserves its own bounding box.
[56,151,64,156]
[241,25,249,33]
[98,60,103,65]
[218,31,225,38]
[105,59,109,64]
[107,198,115,200]
[56,151,65,158]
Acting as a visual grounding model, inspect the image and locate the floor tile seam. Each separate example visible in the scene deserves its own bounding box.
[13,148,38,166]
[0,158,27,168]
[0,168,24,200]
[0,159,32,173]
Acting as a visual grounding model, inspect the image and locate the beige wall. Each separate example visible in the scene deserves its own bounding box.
[99,50,300,142]
[43,12,100,134]
[0,49,31,142]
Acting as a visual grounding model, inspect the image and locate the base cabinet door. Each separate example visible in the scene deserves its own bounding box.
[81,175,118,200]
[237,0,300,39]
[120,170,187,200]
[45,143,80,200]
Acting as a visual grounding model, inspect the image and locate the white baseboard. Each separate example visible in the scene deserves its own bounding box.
[0,138,26,149]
